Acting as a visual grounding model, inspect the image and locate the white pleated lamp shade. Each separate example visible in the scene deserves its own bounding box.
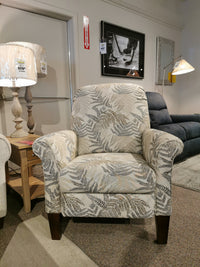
[7,41,47,78]
[172,59,195,75]
[0,44,37,87]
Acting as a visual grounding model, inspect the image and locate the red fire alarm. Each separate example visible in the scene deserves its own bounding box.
[83,16,90,49]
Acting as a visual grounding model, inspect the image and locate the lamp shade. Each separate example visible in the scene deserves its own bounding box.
[8,41,47,78]
[0,44,37,87]
[172,59,195,75]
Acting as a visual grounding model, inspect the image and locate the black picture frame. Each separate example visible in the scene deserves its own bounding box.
[101,21,145,79]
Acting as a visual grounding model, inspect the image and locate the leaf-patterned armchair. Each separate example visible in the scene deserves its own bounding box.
[33,83,183,243]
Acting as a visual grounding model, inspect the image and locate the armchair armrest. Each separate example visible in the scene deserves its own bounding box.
[33,130,77,170]
[142,129,183,216]
[0,134,11,218]
[32,130,77,213]
[171,114,200,123]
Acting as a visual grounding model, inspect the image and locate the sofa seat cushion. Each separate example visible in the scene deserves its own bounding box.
[156,123,187,141]
[59,153,156,194]
[177,122,200,140]
[157,122,200,141]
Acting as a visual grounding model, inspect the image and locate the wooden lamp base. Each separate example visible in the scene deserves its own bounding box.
[10,88,28,138]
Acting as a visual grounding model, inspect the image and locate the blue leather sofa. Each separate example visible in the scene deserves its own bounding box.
[146,91,200,162]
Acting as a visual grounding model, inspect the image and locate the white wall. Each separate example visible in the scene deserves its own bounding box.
[40,0,183,112]
[178,0,200,114]
[63,0,182,111]
[0,0,183,136]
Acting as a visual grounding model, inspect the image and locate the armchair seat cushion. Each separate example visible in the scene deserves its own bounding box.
[59,153,156,194]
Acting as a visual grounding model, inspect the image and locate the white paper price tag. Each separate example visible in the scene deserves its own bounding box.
[40,60,47,75]
[100,42,107,54]
[15,58,27,77]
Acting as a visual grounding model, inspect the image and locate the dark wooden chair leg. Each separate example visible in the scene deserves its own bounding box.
[0,217,5,229]
[155,215,170,244]
[48,213,61,240]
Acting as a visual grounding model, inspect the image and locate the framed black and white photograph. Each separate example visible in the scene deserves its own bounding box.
[101,21,145,79]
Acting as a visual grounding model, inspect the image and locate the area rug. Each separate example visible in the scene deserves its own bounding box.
[172,154,200,192]
[0,215,98,267]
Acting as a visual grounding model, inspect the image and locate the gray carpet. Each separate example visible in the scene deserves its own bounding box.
[64,185,200,267]
[1,157,200,266]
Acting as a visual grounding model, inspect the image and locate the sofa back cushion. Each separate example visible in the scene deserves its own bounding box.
[146,92,172,127]
[72,83,150,155]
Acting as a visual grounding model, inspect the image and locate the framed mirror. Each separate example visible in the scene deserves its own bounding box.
[156,36,175,85]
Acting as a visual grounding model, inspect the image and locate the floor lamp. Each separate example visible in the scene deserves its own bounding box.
[162,57,195,95]
[8,42,47,134]
[0,44,37,138]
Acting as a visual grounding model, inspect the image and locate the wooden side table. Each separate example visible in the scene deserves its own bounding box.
[6,134,44,213]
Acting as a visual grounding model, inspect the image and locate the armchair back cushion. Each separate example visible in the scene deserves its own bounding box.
[72,83,150,155]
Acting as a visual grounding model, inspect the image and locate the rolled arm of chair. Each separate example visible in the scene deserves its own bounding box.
[0,134,11,218]
[32,130,77,213]
[171,114,200,123]
[142,129,183,216]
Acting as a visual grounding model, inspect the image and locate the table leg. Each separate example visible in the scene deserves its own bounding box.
[5,161,9,183]
[20,150,31,213]
[28,166,32,177]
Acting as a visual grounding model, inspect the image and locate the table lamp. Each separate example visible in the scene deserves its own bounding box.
[8,42,47,134]
[0,43,37,137]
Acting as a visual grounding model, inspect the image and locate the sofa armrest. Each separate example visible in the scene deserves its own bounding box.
[142,129,183,216]
[32,130,77,213]
[171,114,200,123]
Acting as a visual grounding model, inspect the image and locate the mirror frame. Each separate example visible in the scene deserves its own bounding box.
[156,36,175,85]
